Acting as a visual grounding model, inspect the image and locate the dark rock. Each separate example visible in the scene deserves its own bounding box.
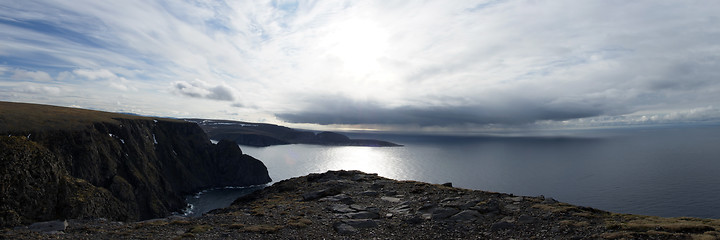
[302,187,343,201]
[0,103,273,226]
[319,193,354,204]
[449,210,481,221]
[347,211,380,219]
[384,190,398,196]
[370,183,384,190]
[342,219,379,228]
[517,215,538,224]
[461,200,481,210]
[406,216,424,224]
[365,207,381,214]
[333,223,357,235]
[329,204,355,213]
[381,196,402,203]
[27,220,68,233]
[431,207,461,220]
[491,221,515,231]
[507,196,524,202]
[442,182,453,187]
[470,199,501,214]
[419,203,437,211]
[359,191,379,197]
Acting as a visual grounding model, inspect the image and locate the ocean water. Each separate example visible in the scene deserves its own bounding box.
[192,125,720,219]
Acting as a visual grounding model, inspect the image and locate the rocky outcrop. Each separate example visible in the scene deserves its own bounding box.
[0,102,271,227]
[3,170,719,239]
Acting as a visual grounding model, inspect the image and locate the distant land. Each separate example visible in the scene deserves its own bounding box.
[185,119,401,147]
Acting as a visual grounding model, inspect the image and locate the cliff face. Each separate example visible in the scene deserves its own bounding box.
[0,102,271,227]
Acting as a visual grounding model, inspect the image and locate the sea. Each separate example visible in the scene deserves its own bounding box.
[185,125,720,219]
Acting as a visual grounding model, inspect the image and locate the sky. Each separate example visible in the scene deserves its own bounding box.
[1,0,720,134]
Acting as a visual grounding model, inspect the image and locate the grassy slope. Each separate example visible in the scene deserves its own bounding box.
[0,101,181,132]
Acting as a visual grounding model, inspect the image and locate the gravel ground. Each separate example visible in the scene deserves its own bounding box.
[3,170,720,239]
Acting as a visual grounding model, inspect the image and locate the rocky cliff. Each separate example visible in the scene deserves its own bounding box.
[0,101,271,227]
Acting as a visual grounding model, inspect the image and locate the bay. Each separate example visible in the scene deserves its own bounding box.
[187,125,720,219]
[241,125,720,219]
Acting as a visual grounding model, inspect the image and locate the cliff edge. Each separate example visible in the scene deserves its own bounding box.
[0,101,271,227]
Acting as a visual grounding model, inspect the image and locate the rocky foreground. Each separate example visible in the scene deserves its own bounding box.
[4,170,720,239]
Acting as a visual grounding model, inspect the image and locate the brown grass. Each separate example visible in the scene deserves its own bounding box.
[606,215,720,237]
[0,101,181,132]
[187,225,212,233]
[241,224,283,233]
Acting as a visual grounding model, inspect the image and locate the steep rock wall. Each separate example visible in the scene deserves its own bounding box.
[0,118,271,227]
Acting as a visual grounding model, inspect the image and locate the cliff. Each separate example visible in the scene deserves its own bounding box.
[0,101,271,227]
[185,119,401,147]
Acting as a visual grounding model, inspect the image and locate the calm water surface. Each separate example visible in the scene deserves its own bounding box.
[189,125,720,218]
[241,126,720,219]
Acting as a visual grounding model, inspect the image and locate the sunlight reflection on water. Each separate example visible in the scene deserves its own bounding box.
[242,126,720,219]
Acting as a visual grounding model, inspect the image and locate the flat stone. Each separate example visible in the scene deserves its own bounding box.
[28,220,68,233]
[381,196,401,203]
[330,204,356,213]
[503,204,521,212]
[507,196,524,202]
[406,216,424,224]
[517,215,538,224]
[448,210,481,221]
[319,193,354,204]
[350,204,366,211]
[342,219,378,228]
[359,191,379,197]
[461,200,481,209]
[441,197,461,202]
[390,204,411,215]
[491,221,515,231]
[347,211,380,219]
[470,200,501,214]
[384,191,398,196]
[431,207,460,220]
[419,203,436,211]
[302,187,342,201]
[334,223,357,235]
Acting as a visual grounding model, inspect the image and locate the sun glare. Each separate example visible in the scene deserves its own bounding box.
[324,19,389,75]
[323,147,397,177]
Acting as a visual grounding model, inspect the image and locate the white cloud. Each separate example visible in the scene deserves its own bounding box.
[69,68,137,91]
[13,84,62,95]
[73,69,117,80]
[10,69,53,81]
[172,79,235,101]
[1,0,720,131]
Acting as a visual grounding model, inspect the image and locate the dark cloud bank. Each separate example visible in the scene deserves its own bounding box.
[275,96,605,127]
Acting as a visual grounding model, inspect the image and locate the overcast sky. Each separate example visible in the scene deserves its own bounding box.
[1,0,719,133]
